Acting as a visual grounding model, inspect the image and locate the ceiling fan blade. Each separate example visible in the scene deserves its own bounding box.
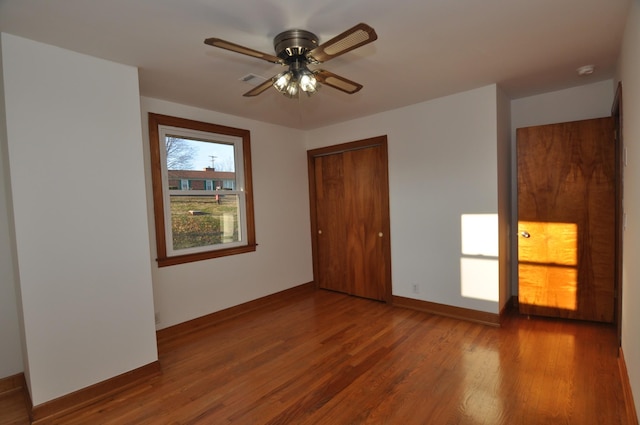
[204,38,283,64]
[243,78,274,97]
[307,23,377,63]
[315,70,363,94]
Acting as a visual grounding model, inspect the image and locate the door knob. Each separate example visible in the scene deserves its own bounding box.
[318,230,322,234]
[378,232,383,237]
[519,231,530,238]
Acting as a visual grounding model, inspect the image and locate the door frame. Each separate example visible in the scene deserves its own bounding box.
[307,135,393,303]
[612,82,624,346]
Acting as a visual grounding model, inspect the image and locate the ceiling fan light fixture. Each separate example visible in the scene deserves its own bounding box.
[273,66,319,98]
[273,70,296,98]
[273,71,291,91]
[286,82,299,97]
[299,69,318,93]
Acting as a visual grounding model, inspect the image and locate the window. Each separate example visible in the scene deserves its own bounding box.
[149,113,256,266]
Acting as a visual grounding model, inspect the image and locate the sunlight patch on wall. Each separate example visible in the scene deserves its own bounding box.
[460,214,499,302]
[461,257,499,302]
[461,214,499,257]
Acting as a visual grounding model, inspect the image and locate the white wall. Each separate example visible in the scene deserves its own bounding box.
[511,79,614,139]
[140,98,313,329]
[1,34,158,405]
[509,79,616,294]
[618,0,640,415]
[307,85,501,314]
[0,38,24,379]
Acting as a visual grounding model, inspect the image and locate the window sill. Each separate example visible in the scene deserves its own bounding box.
[157,244,257,267]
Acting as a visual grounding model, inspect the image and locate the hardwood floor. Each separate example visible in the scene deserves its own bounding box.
[0,288,631,424]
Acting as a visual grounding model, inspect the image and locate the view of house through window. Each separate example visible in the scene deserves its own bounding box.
[165,136,239,250]
[149,113,256,266]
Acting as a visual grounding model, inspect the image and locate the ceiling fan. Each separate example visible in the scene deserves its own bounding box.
[204,23,377,98]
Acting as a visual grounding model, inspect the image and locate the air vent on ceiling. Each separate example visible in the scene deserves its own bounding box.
[239,73,268,86]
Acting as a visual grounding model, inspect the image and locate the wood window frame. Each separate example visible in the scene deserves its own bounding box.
[148,113,256,267]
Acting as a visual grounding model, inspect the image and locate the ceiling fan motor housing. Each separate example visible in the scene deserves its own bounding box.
[274,29,319,61]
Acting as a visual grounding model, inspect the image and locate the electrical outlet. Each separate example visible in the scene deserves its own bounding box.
[412,284,420,294]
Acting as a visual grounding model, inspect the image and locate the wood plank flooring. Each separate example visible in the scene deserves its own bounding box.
[0,288,631,424]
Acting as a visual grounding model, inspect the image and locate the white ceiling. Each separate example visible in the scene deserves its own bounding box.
[0,0,631,130]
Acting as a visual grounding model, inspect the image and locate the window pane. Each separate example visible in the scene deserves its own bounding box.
[165,136,236,190]
[170,193,240,250]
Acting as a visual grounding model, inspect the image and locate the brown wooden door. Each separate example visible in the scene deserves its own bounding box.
[314,153,349,294]
[517,117,615,322]
[309,136,392,302]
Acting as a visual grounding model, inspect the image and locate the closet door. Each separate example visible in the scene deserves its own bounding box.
[309,136,392,302]
[343,146,387,300]
[314,153,349,294]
